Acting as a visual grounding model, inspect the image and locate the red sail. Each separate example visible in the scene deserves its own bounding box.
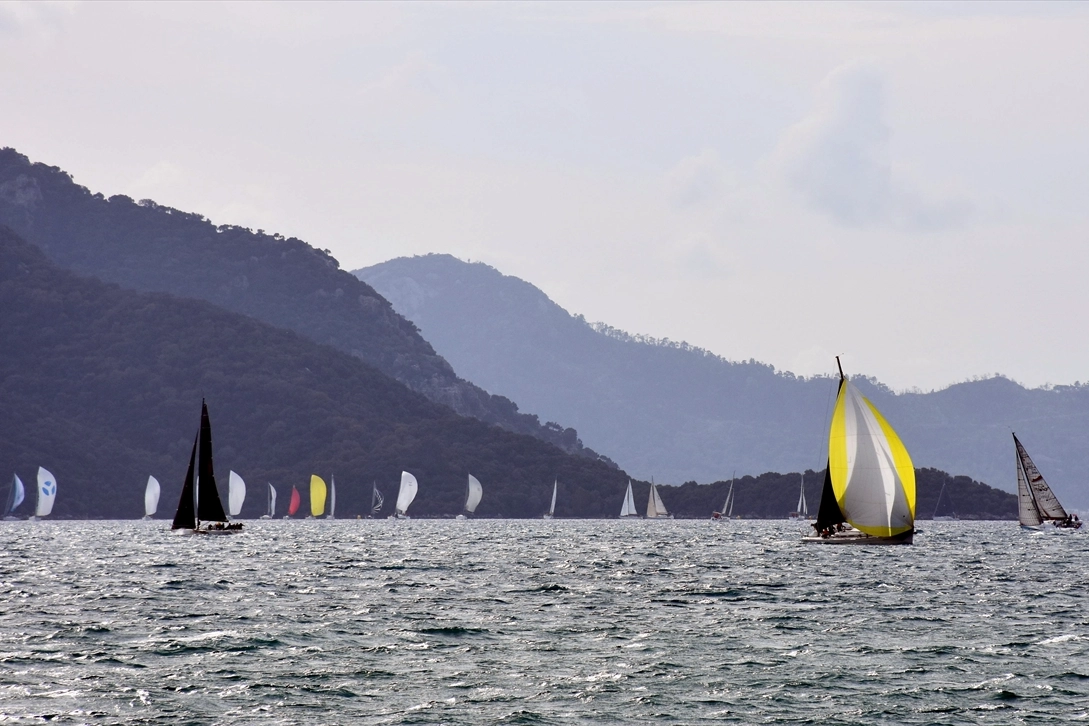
[288,485,301,516]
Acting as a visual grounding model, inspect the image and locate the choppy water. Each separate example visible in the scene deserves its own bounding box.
[0,520,1086,724]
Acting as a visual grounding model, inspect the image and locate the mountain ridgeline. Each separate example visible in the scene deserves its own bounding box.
[0,148,603,462]
[357,254,1089,509]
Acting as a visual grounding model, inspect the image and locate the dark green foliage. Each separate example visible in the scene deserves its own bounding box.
[0,228,625,519]
[0,148,604,461]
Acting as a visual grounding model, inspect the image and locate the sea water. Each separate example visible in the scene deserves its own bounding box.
[0,520,1085,724]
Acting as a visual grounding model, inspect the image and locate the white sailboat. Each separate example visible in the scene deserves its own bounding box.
[370,482,384,518]
[261,483,277,519]
[228,471,246,517]
[393,471,418,518]
[713,474,734,520]
[30,467,56,520]
[932,480,957,521]
[1015,433,1082,531]
[619,480,640,518]
[646,480,673,519]
[3,474,26,520]
[804,359,916,545]
[790,474,809,519]
[144,476,161,519]
[456,474,483,519]
[543,480,557,519]
[328,475,336,519]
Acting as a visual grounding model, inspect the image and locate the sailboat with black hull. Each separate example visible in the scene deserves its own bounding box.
[170,400,243,535]
[1014,433,1082,531]
[804,358,916,545]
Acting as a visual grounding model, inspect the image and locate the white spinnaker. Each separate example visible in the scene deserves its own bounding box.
[838,382,912,533]
[397,471,418,515]
[145,476,161,517]
[268,483,277,517]
[329,476,336,518]
[228,471,246,517]
[11,474,25,511]
[549,480,557,516]
[36,467,56,517]
[465,474,483,513]
[620,481,638,517]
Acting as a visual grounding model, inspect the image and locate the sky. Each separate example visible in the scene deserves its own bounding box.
[2,1,1088,392]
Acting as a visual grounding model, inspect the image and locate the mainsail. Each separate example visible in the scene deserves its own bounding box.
[646,482,670,518]
[145,475,161,518]
[814,369,915,538]
[619,481,639,518]
[36,467,57,518]
[1014,433,1068,525]
[329,476,336,519]
[722,475,735,517]
[465,474,483,514]
[545,480,557,519]
[370,482,383,517]
[4,474,25,517]
[267,483,277,518]
[228,471,246,517]
[797,474,808,517]
[310,475,327,517]
[396,471,418,517]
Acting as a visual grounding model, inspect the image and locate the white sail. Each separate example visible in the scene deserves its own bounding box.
[396,471,418,516]
[797,474,808,517]
[465,474,483,513]
[5,474,25,516]
[228,470,246,517]
[1014,434,1066,525]
[267,483,277,518]
[145,475,161,517]
[36,467,56,517]
[646,482,669,518]
[329,476,336,519]
[547,480,557,518]
[619,481,638,518]
[722,476,735,517]
[371,483,384,516]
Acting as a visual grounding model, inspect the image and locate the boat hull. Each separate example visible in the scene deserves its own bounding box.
[802,529,914,545]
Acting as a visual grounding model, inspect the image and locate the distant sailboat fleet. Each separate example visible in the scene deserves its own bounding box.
[3,468,57,521]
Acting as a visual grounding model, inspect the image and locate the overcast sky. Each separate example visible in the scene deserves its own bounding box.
[2,1,1087,391]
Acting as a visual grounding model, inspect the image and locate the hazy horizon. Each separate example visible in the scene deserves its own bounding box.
[3,1,1087,390]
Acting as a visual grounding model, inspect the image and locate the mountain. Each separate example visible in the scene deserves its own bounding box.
[356,254,1089,509]
[0,226,627,519]
[0,148,603,462]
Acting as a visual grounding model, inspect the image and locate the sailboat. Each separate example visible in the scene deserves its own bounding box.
[228,471,246,518]
[804,359,915,545]
[543,480,557,519]
[170,400,242,534]
[789,474,809,519]
[309,475,327,518]
[932,480,957,521]
[285,485,301,518]
[29,467,57,521]
[1014,433,1082,531]
[456,474,483,519]
[328,475,336,519]
[619,480,640,518]
[3,474,25,520]
[144,476,161,519]
[261,483,277,519]
[712,474,734,520]
[370,482,384,518]
[646,480,673,519]
[392,471,418,518]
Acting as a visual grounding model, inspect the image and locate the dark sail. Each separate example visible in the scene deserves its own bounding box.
[171,436,198,530]
[195,400,228,523]
[813,464,846,532]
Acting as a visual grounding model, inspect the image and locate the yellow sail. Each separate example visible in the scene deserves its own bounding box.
[828,379,915,537]
[310,474,327,517]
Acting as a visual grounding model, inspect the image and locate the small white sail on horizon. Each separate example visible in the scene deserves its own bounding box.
[395,471,418,518]
[544,480,557,519]
[619,480,639,518]
[35,467,56,518]
[329,475,336,519]
[796,473,808,518]
[228,471,246,517]
[646,481,672,519]
[4,474,26,519]
[371,482,384,517]
[464,474,483,515]
[144,476,161,519]
[263,483,277,519]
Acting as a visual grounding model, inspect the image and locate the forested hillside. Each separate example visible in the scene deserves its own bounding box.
[0,148,602,461]
[358,254,1089,509]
